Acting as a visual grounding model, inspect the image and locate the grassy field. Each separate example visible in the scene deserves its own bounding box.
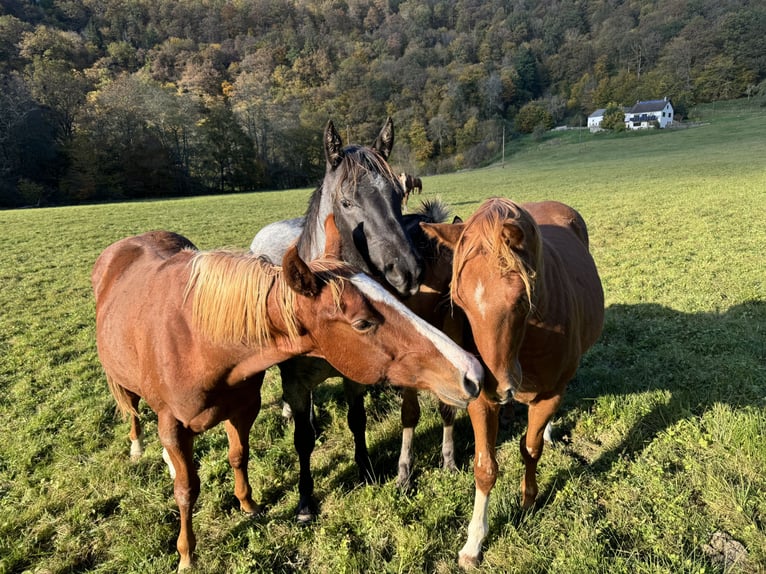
[1,99,764,573]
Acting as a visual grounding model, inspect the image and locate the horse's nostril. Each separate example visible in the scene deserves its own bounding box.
[462,375,481,399]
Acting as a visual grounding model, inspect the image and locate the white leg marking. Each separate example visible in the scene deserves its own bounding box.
[162,447,177,479]
[130,437,144,460]
[543,420,553,443]
[459,488,490,566]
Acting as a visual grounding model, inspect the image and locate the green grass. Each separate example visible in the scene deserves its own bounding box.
[1,100,765,573]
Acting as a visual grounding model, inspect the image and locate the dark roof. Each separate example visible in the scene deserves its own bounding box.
[628,99,672,113]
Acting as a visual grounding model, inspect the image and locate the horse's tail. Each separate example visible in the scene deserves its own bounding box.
[106,375,138,419]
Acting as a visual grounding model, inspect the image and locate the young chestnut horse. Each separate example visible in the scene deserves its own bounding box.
[423,197,604,568]
[93,221,483,571]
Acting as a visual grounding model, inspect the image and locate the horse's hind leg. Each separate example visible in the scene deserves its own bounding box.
[343,379,373,482]
[438,401,458,471]
[225,387,263,516]
[157,411,199,571]
[520,394,562,510]
[127,392,143,461]
[397,387,420,490]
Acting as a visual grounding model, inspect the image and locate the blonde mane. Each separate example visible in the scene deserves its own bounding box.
[452,198,544,310]
[185,250,350,348]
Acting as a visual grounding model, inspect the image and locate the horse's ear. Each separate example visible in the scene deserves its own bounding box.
[452,215,463,224]
[372,116,394,160]
[325,119,344,169]
[323,214,342,259]
[283,246,322,298]
[421,222,464,250]
[502,222,524,247]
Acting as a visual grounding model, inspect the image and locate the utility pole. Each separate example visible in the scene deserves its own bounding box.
[502,126,505,168]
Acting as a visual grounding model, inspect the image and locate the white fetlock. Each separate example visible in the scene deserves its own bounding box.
[162,447,177,479]
[458,488,489,569]
[130,438,144,461]
[543,420,553,443]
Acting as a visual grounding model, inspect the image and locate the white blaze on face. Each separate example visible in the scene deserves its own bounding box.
[474,279,488,319]
[349,273,483,384]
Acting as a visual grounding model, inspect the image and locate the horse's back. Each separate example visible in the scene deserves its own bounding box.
[523,200,589,247]
[525,201,604,353]
[250,217,304,262]
[92,231,195,302]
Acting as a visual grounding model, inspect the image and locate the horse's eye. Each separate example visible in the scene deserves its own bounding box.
[352,318,377,332]
[340,198,353,209]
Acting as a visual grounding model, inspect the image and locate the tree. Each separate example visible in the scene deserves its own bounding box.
[514,102,553,134]
[601,102,626,131]
[197,100,257,193]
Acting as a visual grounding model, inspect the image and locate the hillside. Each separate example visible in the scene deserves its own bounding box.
[1,0,765,207]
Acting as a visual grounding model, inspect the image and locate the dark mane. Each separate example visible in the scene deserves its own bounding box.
[296,144,405,259]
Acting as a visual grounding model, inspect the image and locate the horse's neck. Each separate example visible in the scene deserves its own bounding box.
[298,185,332,261]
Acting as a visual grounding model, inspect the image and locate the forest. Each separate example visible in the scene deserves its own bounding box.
[1,0,764,207]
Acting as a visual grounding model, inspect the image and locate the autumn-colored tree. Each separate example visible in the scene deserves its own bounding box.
[601,102,626,131]
[514,102,553,134]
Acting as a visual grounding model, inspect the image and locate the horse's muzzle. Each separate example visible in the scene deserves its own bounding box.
[383,260,422,297]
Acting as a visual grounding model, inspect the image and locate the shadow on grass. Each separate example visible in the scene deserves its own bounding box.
[491,299,765,528]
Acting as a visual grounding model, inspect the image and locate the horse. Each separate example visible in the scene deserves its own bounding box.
[423,197,605,568]
[249,118,438,520]
[93,219,483,571]
[398,172,423,212]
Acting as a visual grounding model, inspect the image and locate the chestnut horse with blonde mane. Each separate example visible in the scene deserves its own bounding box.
[93,218,483,571]
[424,197,604,567]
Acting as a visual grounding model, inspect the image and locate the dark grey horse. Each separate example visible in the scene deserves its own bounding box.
[251,119,476,520]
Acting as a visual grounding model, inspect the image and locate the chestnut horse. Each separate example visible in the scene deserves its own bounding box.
[93,221,483,571]
[423,197,604,567]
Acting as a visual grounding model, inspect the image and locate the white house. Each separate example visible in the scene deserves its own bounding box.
[588,109,606,132]
[625,98,674,129]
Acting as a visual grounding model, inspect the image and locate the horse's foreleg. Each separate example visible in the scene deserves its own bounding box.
[438,401,458,471]
[520,394,562,510]
[458,393,499,570]
[343,379,373,482]
[397,388,420,490]
[127,392,143,461]
[283,380,317,523]
[225,391,262,515]
[158,412,199,572]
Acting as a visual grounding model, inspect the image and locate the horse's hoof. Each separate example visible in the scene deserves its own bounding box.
[395,474,412,492]
[442,460,458,473]
[458,552,481,569]
[296,509,315,524]
[521,493,536,511]
[296,499,316,524]
[240,502,263,517]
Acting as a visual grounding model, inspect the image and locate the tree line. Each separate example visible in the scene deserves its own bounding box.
[1,0,764,207]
